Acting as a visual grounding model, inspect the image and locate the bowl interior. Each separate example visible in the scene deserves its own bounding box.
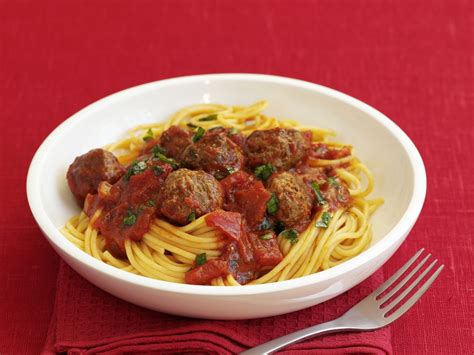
[37,76,414,252]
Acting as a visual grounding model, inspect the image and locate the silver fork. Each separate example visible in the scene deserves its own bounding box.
[241,249,443,355]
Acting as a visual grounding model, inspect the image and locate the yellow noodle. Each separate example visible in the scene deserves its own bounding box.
[61,100,383,286]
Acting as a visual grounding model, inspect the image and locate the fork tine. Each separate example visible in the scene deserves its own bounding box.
[385,264,444,322]
[378,253,431,304]
[373,249,424,296]
[383,259,439,314]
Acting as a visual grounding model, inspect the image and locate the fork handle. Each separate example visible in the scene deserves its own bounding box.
[240,319,357,355]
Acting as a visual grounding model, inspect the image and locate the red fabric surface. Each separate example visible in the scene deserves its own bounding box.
[43,262,391,354]
[0,0,472,354]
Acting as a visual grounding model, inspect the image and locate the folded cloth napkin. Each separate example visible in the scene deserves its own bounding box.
[43,261,392,354]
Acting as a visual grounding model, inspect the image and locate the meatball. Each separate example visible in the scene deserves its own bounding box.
[181,131,245,179]
[245,128,311,170]
[267,172,313,232]
[207,126,246,148]
[67,149,125,207]
[159,169,224,225]
[158,125,193,159]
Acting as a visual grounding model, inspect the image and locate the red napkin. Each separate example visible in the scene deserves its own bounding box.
[44,261,392,354]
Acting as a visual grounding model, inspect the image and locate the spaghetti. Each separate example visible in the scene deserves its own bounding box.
[61,101,383,286]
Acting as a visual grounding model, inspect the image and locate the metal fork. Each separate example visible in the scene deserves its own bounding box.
[241,249,443,355]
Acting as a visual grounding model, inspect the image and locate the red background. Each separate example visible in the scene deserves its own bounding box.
[1,0,472,353]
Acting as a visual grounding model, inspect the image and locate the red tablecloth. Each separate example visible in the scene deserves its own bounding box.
[1,1,472,354]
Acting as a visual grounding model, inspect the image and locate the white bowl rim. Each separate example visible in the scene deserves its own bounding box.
[27,73,427,296]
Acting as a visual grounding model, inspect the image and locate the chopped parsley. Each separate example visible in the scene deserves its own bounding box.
[187,212,196,222]
[227,127,238,136]
[259,233,273,241]
[187,122,198,129]
[280,229,299,244]
[195,253,207,265]
[125,160,148,180]
[123,210,137,226]
[266,193,279,215]
[311,181,327,206]
[328,176,339,187]
[152,145,166,156]
[316,212,332,228]
[146,199,156,207]
[226,166,236,174]
[152,165,165,176]
[254,163,275,181]
[192,126,205,142]
[142,128,154,142]
[154,152,179,170]
[198,114,217,122]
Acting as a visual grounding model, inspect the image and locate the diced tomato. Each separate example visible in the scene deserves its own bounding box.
[220,171,271,228]
[205,210,243,241]
[248,231,283,268]
[311,143,351,160]
[185,259,229,285]
[234,181,271,228]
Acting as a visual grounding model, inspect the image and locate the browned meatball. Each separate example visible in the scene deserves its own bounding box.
[245,128,311,170]
[159,169,224,225]
[181,131,245,179]
[67,149,125,207]
[267,172,313,232]
[158,125,193,159]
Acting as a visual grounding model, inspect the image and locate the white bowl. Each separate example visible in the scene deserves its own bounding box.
[27,74,426,320]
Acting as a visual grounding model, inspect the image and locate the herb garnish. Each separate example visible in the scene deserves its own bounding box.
[198,114,217,122]
[152,145,166,156]
[254,163,275,181]
[266,193,279,215]
[328,176,339,187]
[227,127,238,136]
[123,210,137,226]
[187,122,198,129]
[192,127,205,142]
[195,253,207,265]
[311,181,327,206]
[146,199,156,207]
[315,212,332,228]
[259,233,273,241]
[152,165,165,176]
[280,229,299,244]
[226,166,236,174]
[143,128,154,142]
[187,212,196,222]
[154,152,179,170]
[125,160,148,180]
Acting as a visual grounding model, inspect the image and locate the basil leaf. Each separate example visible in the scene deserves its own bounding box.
[123,211,137,226]
[192,127,205,142]
[315,212,332,228]
[152,165,165,176]
[195,253,207,265]
[254,163,275,181]
[259,233,273,240]
[311,181,327,206]
[125,160,148,181]
[266,193,279,215]
[328,176,339,187]
[280,229,298,244]
[198,114,217,122]
[146,199,156,207]
[143,128,154,142]
[154,152,179,170]
[187,212,196,222]
[152,145,166,156]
